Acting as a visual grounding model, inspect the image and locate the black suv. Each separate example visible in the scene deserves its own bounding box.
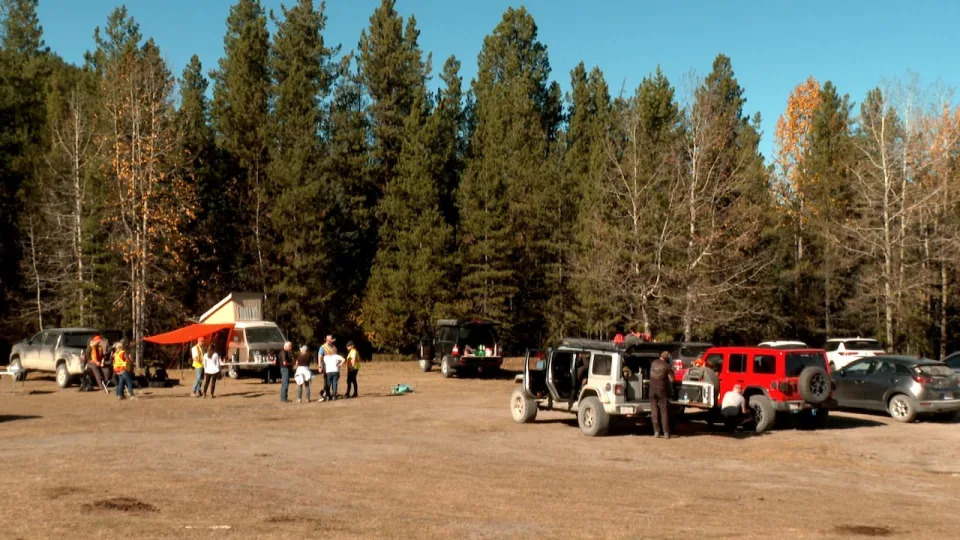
[419,319,503,378]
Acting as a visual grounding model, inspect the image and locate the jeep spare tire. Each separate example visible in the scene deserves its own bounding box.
[798,366,830,404]
[510,387,537,423]
[749,394,776,433]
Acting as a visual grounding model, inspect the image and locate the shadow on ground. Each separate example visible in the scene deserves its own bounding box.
[0,414,42,423]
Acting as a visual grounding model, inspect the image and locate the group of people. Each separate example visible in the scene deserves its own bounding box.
[188,333,360,403]
[83,335,137,400]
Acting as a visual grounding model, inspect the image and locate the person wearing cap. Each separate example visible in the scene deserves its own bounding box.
[649,350,674,439]
[85,335,109,393]
[191,336,207,397]
[278,341,294,402]
[294,345,313,403]
[721,384,750,432]
[317,335,336,399]
[345,341,360,398]
[113,341,136,400]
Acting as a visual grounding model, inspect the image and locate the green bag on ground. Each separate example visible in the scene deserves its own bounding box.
[391,383,414,395]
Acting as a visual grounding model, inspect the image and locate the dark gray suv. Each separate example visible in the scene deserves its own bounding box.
[419,319,502,378]
[833,355,960,422]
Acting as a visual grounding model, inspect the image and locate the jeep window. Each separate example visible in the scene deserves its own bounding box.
[42,332,60,346]
[785,352,826,377]
[845,340,883,351]
[703,353,723,371]
[591,354,612,376]
[245,326,285,344]
[728,354,747,373]
[458,326,497,347]
[753,354,776,374]
[824,341,840,352]
[62,332,96,348]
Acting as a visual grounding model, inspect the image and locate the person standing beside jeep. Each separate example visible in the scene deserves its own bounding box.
[278,341,294,402]
[649,351,674,439]
[191,336,206,397]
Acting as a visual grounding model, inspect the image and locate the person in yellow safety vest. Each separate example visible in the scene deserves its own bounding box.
[114,341,136,400]
[191,336,207,397]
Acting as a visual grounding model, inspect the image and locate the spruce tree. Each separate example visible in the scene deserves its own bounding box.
[267,0,337,343]
[459,7,558,346]
[433,55,464,228]
[363,96,455,350]
[211,0,271,297]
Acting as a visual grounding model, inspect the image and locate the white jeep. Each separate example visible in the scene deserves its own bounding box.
[510,339,715,436]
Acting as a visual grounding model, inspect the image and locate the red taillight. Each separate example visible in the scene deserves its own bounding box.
[614,383,624,396]
[912,374,932,384]
[452,344,459,357]
[673,359,683,371]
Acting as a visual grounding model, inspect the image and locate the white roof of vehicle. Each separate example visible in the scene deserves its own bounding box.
[758,340,808,347]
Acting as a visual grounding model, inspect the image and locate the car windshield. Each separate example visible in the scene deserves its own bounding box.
[785,352,826,377]
[916,364,953,377]
[458,326,497,346]
[245,326,285,344]
[62,332,96,348]
[845,340,883,351]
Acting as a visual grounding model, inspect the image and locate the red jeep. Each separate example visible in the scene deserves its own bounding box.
[678,346,835,432]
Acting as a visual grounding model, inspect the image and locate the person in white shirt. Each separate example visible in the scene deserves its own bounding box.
[202,343,222,399]
[721,384,750,431]
[322,350,345,401]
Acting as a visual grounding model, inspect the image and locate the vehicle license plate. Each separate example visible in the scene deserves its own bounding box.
[621,406,635,414]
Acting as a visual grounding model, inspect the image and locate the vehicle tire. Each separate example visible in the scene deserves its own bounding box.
[577,396,609,437]
[418,358,432,372]
[887,394,917,423]
[749,394,776,433]
[440,356,455,378]
[510,387,537,423]
[227,366,239,379]
[9,357,25,381]
[56,362,72,388]
[798,366,831,404]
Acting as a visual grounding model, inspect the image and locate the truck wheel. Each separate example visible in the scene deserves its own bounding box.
[511,387,537,423]
[749,395,775,433]
[798,366,830,404]
[9,357,25,381]
[418,358,432,372]
[56,362,72,388]
[440,356,455,378]
[228,366,239,379]
[887,394,917,423]
[577,396,609,436]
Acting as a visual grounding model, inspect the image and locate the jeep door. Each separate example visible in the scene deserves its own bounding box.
[547,350,577,402]
[749,351,778,392]
[722,352,748,395]
[523,349,549,398]
[38,330,61,371]
[833,359,876,408]
[20,331,45,369]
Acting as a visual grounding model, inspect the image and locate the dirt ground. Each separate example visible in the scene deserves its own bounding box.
[1,358,958,539]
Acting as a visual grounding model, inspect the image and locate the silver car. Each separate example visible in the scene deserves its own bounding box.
[833,355,960,422]
[9,328,100,388]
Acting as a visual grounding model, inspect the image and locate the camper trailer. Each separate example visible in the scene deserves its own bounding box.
[200,293,286,379]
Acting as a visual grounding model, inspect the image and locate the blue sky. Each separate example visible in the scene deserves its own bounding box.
[35,0,960,161]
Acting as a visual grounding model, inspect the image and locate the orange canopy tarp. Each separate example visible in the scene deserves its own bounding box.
[143,323,234,345]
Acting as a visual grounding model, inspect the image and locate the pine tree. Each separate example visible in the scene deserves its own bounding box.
[459,7,559,346]
[433,55,464,228]
[363,96,455,350]
[357,0,428,200]
[267,0,337,343]
[211,0,271,298]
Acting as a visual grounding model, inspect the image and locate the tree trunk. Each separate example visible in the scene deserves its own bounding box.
[941,261,949,360]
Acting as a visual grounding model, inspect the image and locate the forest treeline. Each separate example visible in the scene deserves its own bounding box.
[1,0,958,359]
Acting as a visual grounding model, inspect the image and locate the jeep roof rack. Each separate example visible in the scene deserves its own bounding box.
[559,338,620,352]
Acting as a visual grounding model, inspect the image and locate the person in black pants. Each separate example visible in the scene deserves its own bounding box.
[345,341,360,398]
[278,341,294,402]
[649,351,675,439]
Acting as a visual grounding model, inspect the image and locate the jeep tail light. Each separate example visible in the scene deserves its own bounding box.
[673,359,683,371]
[614,383,624,396]
[452,344,459,357]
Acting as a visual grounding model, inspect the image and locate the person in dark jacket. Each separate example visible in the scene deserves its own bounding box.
[649,351,675,439]
[278,341,294,402]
